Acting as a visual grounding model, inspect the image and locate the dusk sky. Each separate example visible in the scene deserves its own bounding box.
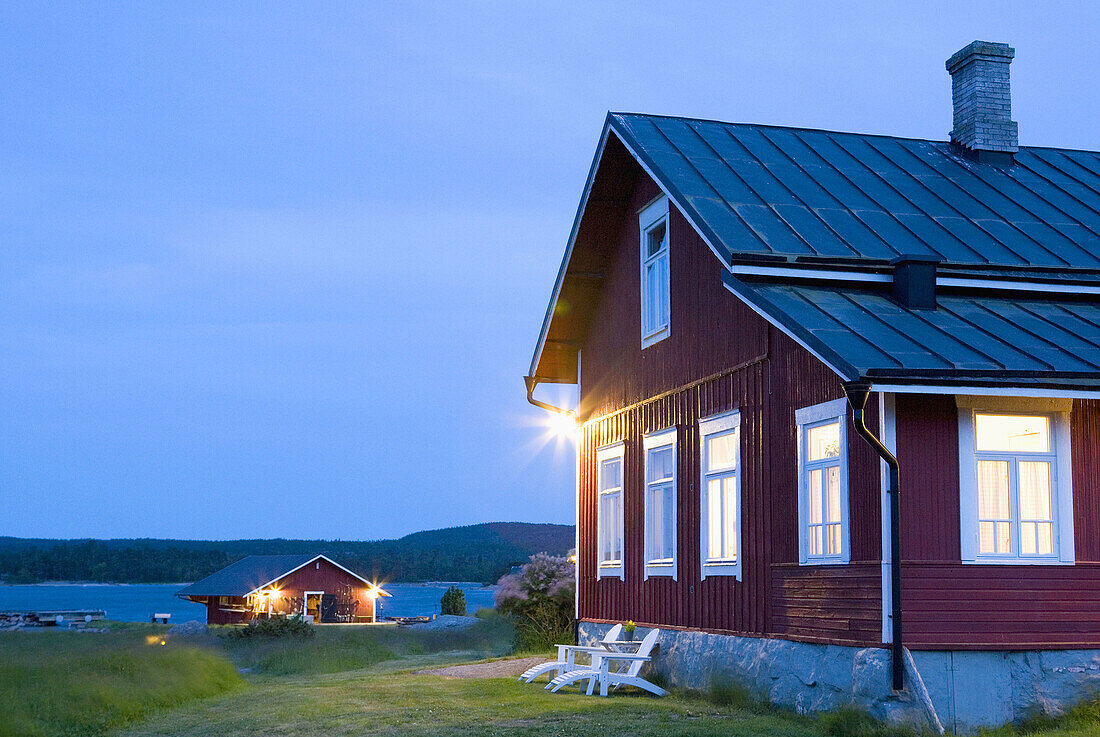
[2,2,1097,540]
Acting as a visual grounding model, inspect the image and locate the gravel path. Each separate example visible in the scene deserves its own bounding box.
[416,656,548,679]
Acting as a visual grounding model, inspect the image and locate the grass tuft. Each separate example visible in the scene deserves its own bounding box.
[982,698,1100,736]
[817,708,917,737]
[0,630,242,737]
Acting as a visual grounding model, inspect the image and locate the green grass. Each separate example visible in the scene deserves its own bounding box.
[0,629,242,737]
[976,700,1100,737]
[5,616,1100,737]
[214,609,516,678]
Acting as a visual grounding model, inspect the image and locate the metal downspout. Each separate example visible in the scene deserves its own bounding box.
[524,376,579,422]
[844,381,904,692]
[524,375,581,645]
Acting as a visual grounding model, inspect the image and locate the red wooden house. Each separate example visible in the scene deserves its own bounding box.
[177,553,388,625]
[525,41,1100,731]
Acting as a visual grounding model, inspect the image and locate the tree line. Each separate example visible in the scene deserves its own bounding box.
[0,522,574,585]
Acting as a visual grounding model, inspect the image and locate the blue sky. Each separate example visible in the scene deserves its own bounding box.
[1,2,1097,540]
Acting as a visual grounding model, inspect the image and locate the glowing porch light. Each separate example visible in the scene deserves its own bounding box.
[547,409,580,441]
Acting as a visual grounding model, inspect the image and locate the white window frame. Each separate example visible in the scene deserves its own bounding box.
[957,396,1075,565]
[643,427,677,579]
[796,398,851,565]
[699,411,742,580]
[639,195,670,348]
[596,442,626,580]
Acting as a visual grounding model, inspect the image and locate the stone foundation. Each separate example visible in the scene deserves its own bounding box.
[578,621,1100,733]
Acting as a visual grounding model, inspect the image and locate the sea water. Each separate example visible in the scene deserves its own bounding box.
[0,582,496,623]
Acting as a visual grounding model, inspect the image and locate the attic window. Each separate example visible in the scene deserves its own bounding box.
[639,195,670,348]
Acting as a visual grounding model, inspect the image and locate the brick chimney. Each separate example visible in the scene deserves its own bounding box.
[946,41,1018,164]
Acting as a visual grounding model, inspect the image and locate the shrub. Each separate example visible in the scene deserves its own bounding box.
[225,615,314,640]
[494,552,574,651]
[440,585,467,616]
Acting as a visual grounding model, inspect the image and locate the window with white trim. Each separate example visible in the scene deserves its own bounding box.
[699,411,741,579]
[596,442,625,580]
[643,428,677,578]
[639,195,670,348]
[958,397,1075,564]
[796,398,850,565]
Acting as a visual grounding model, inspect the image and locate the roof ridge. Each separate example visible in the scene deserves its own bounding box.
[608,111,1100,156]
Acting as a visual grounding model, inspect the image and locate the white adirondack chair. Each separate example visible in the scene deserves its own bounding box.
[518,623,623,683]
[548,627,666,697]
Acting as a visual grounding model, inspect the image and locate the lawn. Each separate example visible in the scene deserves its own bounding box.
[3,616,1100,737]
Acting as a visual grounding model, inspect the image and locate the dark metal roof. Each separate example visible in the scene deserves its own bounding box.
[611,113,1100,269]
[728,272,1100,389]
[176,554,319,598]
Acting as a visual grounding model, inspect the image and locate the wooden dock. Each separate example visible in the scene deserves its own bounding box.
[0,609,107,626]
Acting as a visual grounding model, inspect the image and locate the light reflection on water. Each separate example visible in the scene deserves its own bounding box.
[0,582,496,623]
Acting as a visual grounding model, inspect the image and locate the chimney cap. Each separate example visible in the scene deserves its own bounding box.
[946,40,1015,73]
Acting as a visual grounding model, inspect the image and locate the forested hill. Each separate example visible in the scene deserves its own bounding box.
[0,522,574,585]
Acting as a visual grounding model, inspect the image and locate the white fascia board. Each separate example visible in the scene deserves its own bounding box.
[530,118,735,381]
[870,383,1100,400]
[938,276,1100,295]
[528,124,615,381]
[729,263,891,283]
[730,265,1100,296]
[246,554,379,596]
[607,126,733,270]
[880,393,895,644]
[721,276,857,381]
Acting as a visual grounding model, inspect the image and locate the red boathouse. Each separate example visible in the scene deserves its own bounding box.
[525,41,1100,731]
[176,554,389,625]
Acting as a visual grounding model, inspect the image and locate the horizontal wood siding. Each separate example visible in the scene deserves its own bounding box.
[897,394,1100,649]
[770,564,883,645]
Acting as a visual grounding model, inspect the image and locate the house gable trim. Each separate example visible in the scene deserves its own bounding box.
[245,554,377,597]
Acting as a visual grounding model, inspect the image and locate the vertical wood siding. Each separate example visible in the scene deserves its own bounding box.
[576,167,882,645]
[196,559,374,625]
[570,158,1100,650]
[896,394,1100,649]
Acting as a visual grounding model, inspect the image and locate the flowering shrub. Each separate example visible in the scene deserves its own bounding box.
[494,553,575,650]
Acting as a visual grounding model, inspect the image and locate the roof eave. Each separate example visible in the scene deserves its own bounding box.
[527,116,617,384]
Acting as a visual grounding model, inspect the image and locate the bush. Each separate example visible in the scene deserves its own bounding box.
[224,615,314,640]
[440,586,467,616]
[494,552,574,651]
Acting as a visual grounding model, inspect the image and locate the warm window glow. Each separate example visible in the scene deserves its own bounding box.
[1019,461,1054,555]
[976,414,1049,452]
[807,422,841,461]
[797,404,848,565]
[973,412,1058,559]
[978,460,1012,554]
[707,432,737,472]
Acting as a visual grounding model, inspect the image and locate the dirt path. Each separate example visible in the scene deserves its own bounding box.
[416,656,548,679]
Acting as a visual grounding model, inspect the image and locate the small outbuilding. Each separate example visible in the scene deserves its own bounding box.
[176,553,389,625]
